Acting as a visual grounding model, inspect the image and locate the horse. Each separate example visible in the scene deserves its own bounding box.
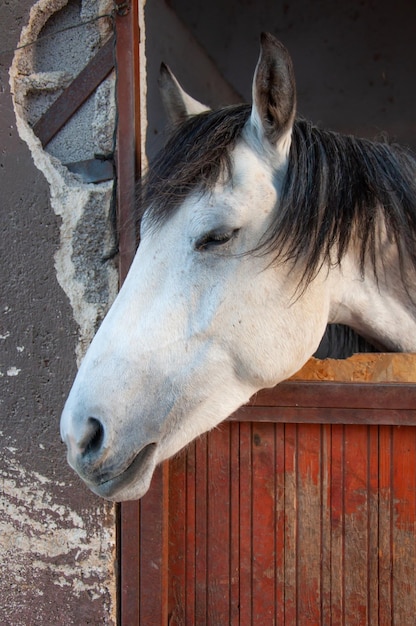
[60,33,416,501]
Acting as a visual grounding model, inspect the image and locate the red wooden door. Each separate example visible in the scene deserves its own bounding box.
[120,382,416,625]
[167,422,416,625]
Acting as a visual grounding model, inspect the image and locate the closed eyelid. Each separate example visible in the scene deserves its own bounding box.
[195,228,240,251]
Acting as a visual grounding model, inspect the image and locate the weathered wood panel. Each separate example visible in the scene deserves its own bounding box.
[161,421,416,626]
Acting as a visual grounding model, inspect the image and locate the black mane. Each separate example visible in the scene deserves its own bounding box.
[140,105,251,225]
[140,104,416,286]
[268,118,416,286]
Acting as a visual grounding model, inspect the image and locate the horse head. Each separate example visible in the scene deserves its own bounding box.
[62,33,416,501]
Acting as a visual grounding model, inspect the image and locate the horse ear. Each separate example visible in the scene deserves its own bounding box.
[249,33,296,154]
[159,63,210,125]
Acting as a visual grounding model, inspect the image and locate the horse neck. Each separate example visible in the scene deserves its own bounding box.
[328,242,416,352]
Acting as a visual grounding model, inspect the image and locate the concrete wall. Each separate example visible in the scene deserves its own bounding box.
[1,1,116,623]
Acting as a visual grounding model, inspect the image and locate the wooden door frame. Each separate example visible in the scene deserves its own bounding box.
[118,385,416,625]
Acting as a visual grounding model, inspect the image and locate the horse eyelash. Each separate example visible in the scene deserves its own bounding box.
[195,229,239,251]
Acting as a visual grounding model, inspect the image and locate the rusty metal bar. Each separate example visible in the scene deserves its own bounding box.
[115,3,141,285]
[114,2,143,625]
[64,157,114,183]
[33,35,115,146]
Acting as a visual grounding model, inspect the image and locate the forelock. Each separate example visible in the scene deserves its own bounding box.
[138,104,251,229]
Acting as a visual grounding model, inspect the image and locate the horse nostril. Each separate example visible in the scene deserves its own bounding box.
[81,417,105,456]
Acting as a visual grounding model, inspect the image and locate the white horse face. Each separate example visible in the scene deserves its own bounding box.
[60,35,330,501]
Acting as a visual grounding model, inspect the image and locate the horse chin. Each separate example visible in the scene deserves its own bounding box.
[86,442,158,502]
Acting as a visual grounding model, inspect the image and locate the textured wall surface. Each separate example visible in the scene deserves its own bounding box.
[1,1,117,623]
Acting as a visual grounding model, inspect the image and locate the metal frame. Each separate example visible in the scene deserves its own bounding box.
[114,2,142,623]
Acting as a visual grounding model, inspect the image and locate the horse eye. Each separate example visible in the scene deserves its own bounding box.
[195,229,239,251]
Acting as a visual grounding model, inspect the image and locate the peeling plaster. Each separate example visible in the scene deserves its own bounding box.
[6,366,21,376]
[0,442,116,620]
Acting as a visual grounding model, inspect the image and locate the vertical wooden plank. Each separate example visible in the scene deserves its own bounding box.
[296,424,322,625]
[330,424,345,625]
[251,423,276,624]
[391,426,416,625]
[138,463,169,626]
[207,424,231,624]
[378,426,393,626]
[367,426,380,626]
[229,422,241,626]
[239,422,253,625]
[119,501,140,623]
[275,423,286,626]
[320,424,332,625]
[167,450,187,625]
[185,442,197,626]
[195,434,208,625]
[343,425,369,625]
[284,423,298,624]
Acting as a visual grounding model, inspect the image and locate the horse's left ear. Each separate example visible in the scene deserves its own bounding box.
[249,33,296,156]
[159,63,210,125]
